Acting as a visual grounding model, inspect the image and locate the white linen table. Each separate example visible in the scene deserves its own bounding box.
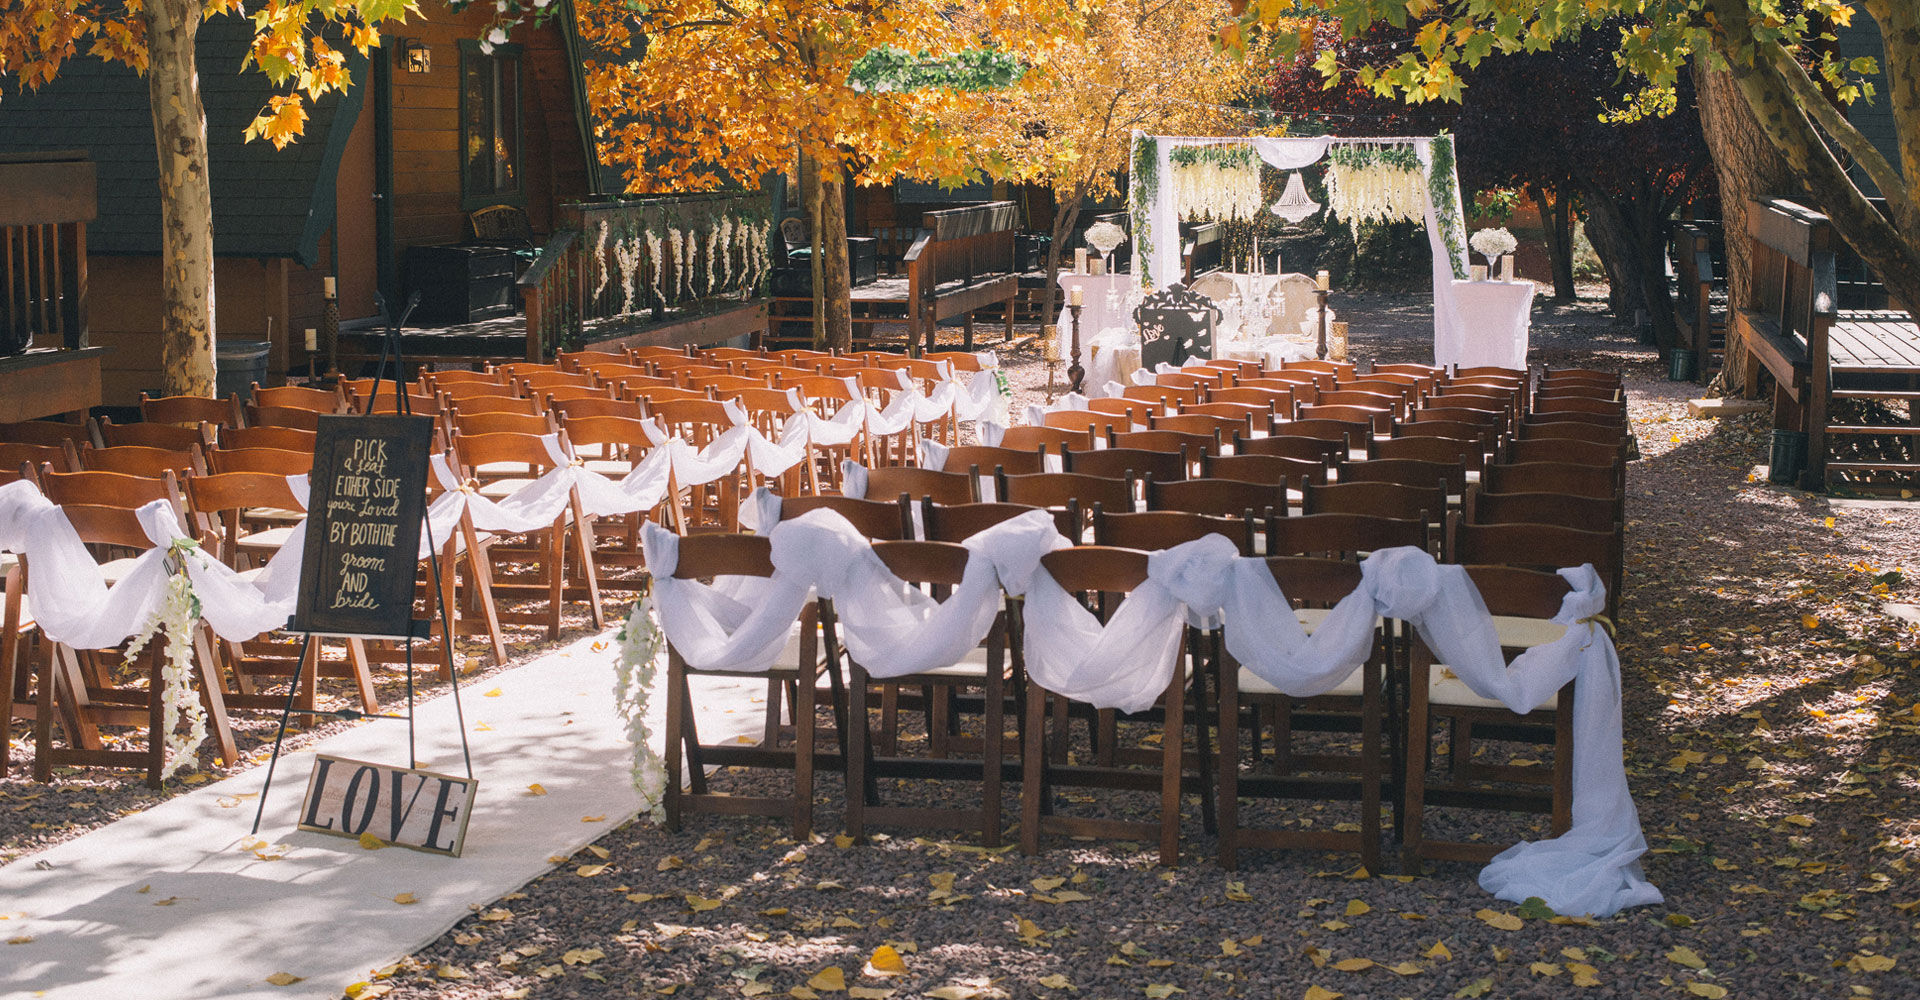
[1446,279,1535,370]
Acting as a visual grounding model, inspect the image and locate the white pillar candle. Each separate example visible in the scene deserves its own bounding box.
[1316,269,1330,291]
[304,327,318,351]
[323,276,337,298]
[1070,286,1084,306]
[1074,248,1088,274]
[1090,257,1105,276]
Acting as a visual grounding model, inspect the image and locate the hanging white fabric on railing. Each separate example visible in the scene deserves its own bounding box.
[639,520,812,673]
[1359,547,1661,918]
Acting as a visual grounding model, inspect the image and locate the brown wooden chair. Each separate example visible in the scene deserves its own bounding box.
[1182,401,1277,435]
[1302,481,1446,535]
[1152,411,1252,443]
[1316,388,1406,420]
[1518,418,1629,447]
[1340,456,1469,501]
[933,444,1046,478]
[1203,452,1329,490]
[1266,418,1372,460]
[74,442,206,478]
[1233,431,1346,467]
[1085,396,1157,425]
[449,429,603,639]
[1122,383,1201,410]
[1283,359,1356,381]
[26,471,238,785]
[1,421,91,449]
[1040,408,1130,440]
[180,469,377,716]
[251,382,343,414]
[839,539,1012,845]
[1204,387,1294,421]
[994,471,1133,541]
[1093,507,1254,555]
[1267,512,1429,560]
[1533,395,1627,420]
[1297,403,1391,436]
[648,398,750,529]
[1021,545,1196,866]
[556,349,631,373]
[1144,476,1286,524]
[216,425,317,454]
[1110,428,1220,463]
[997,424,1096,455]
[204,445,312,477]
[245,403,325,431]
[1464,486,1618,536]
[1401,562,1579,869]
[858,465,977,506]
[919,500,1076,543]
[1062,445,1188,484]
[1215,556,1388,871]
[661,532,821,839]
[141,392,243,429]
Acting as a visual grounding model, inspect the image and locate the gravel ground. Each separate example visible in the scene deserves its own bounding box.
[11,287,1920,999]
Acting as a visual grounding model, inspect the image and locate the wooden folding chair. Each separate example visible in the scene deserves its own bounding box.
[1401,563,1580,869]
[839,539,1013,845]
[995,470,1134,541]
[1062,445,1188,485]
[141,392,244,429]
[26,473,238,785]
[1021,546,1200,866]
[1215,556,1389,871]
[449,430,604,639]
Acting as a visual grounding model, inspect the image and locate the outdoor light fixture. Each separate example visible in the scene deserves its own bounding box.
[400,40,431,74]
[1271,171,1322,226]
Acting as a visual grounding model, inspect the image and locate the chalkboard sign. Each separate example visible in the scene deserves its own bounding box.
[293,414,434,637]
[1134,283,1220,369]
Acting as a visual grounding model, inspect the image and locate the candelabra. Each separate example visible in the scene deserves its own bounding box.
[1067,301,1085,394]
[1042,324,1062,401]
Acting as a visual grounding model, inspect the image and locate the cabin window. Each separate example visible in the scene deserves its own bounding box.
[460,42,523,207]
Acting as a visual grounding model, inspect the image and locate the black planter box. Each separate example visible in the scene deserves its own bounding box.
[848,236,878,287]
[406,244,517,325]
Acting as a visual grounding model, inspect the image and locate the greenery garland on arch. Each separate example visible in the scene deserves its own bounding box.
[1130,133,1157,289]
[1426,133,1469,280]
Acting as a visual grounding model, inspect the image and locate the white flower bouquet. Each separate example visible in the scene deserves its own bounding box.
[1470,227,1518,265]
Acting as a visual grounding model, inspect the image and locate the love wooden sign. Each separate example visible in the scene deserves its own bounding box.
[298,754,478,857]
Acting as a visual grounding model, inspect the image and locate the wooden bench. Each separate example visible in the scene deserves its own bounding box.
[1670,221,1725,383]
[1731,200,1831,480]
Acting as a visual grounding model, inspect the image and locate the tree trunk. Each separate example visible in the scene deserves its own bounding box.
[801,151,826,350]
[816,167,853,353]
[1582,178,1686,349]
[1530,185,1576,300]
[1580,194,1639,324]
[1693,54,1798,391]
[144,0,216,397]
[1041,192,1085,333]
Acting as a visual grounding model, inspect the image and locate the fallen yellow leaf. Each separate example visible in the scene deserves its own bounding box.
[1425,940,1452,961]
[264,972,303,986]
[582,814,606,823]
[1474,909,1523,931]
[1802,614,1821,629]
[808,966,846,991]
[483,687,502,697]
[848,989,895,999]
[392,893,417,905]
[1685,984,1727,999]
[526,783,548,796]
[1037,974,1071,989]
[1304,987,1343,1000]
[1849,953,1897,972]
[1668,946,1707,969]
[865,944,908,976]
[357,832,386,850]
[1345,899,1370,917]
[1331,958,1373,972]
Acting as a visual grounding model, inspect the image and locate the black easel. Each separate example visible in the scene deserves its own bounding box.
[252,291,476,834]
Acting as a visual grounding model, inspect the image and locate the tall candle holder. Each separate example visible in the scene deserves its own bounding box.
[321,275,341,379]
[1067,300,1085,394]
[1314,286,1331,360]
[1042,325,1062,401]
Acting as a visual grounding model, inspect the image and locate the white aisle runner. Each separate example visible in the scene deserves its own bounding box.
[0,630,765,1000]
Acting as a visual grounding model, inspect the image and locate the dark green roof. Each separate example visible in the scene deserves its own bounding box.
[0,14,362,264]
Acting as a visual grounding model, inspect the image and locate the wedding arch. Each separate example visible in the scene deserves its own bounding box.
[1127,131,1473,365]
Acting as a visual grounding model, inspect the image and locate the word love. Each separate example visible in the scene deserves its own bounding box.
[299,755,478,856]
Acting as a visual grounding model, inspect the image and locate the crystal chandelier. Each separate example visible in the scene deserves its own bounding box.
[1271,171,1322,226]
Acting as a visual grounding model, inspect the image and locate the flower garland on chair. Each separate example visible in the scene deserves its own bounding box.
[613,589,668,822]
[1324,143,1427,234]
[121,541,208,779]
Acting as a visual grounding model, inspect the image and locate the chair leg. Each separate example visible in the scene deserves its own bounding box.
[568,498,605,629]
[1216,659,1241,870]
[346,638,378,715]
[794,665,815,841]
[1158,670,1184,867]
[1020,679,1048,856]
[1400,664,1431,874]
[545,520,565,640]
[145,647,166,789]
[846,659,871,842]
[982,655,1005,848]
[193,628,239,767]
[1359,658,1383,875]
[0,568,22,773]
[1551,686,1575,836]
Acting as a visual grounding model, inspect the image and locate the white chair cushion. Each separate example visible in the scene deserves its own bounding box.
[1429,615,1568,711]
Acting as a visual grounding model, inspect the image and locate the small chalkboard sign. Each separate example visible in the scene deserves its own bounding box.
[293,414,434,637]
[1135,283,1220,369]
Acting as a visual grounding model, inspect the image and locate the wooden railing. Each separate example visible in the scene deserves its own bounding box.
[519,192,771,359]
[0,152,94,354]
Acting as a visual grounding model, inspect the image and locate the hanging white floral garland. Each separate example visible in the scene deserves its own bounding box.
[716,214,735,292]
[666,227,684,305]
[705,226,720,296]
[613,235,642,316]
[644,229,665,306]
[592,220,612,302]
[612,590,668,823]
[1169,146,1262,222]
[1324,144,1427,234]
[120,542,207,779]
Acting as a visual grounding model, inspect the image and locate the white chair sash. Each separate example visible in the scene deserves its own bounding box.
[639,520,811,673]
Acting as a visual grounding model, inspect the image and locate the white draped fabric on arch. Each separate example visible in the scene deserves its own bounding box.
[1128,131,1472,367]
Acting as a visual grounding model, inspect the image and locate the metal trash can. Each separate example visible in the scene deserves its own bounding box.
[1668,348,1697,382]
[1768,429,1807,485]
[215,339,272,401]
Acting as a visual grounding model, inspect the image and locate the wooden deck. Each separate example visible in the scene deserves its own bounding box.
[1829,310,1920,375]
[339,299,768,369]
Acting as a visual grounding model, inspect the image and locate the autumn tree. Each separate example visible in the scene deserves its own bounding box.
[558,0,1072,351]
[1233,0,1920,322]
[957,0,1267,323]
[0,1,407,396]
